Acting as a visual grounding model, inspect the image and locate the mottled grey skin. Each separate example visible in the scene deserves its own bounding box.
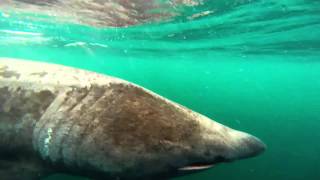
[0,58,265,180]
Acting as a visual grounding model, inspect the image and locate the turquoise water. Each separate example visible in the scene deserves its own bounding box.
[1,0,320,179]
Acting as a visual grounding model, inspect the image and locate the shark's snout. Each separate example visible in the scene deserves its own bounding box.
[227,131,266,161]
[243,135,266,157]
[178,116,266,173]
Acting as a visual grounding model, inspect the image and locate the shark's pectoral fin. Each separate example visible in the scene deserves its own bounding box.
[0,156,52,180]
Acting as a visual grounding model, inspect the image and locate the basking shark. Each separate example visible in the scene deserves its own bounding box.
[0,58,265,180]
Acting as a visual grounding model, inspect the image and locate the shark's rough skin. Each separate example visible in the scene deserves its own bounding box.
[0,58,265,180]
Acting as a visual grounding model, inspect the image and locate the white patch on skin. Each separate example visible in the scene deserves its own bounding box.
[44,127,53,157]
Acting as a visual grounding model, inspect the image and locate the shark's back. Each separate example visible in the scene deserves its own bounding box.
[0,58,125,92]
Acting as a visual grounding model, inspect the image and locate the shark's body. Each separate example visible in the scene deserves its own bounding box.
[0,58,265,180]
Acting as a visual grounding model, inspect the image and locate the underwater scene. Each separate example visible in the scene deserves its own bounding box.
[0,0,320,180]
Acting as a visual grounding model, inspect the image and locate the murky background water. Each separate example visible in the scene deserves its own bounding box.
[1,0,320,179]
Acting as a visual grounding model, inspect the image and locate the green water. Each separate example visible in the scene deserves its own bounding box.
[1,0,320,180]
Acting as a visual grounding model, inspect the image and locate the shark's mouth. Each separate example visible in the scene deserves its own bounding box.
[178,162,215,171]
[178,156,228,171]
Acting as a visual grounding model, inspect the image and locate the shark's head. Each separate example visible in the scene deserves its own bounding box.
[60,83,266,179]
[174,118,265,175]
